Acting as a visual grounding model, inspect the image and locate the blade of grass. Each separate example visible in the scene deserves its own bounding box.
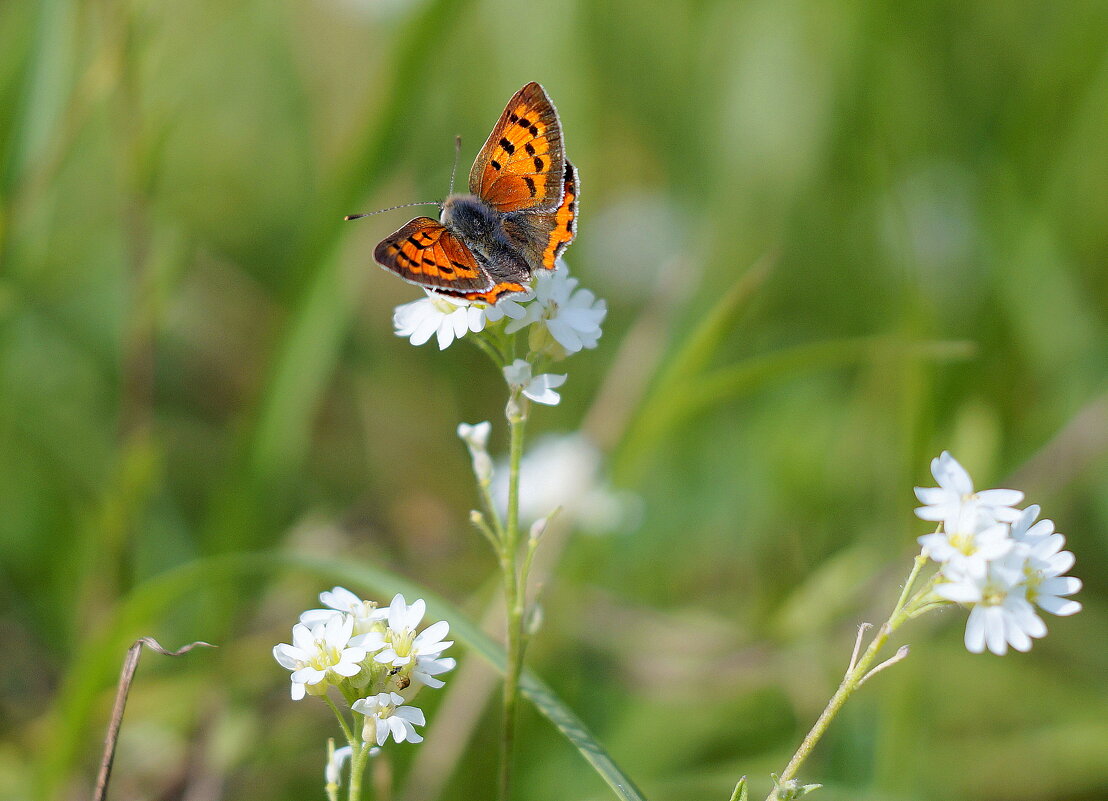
[613,258,771,481]
[616,336,975,483]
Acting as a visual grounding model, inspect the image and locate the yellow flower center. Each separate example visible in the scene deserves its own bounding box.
[385,627,416,659]
[310,638,343,670]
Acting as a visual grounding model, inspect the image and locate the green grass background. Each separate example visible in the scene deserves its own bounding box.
[1,0,1106,799]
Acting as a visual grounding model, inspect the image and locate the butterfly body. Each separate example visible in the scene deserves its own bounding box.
[439,193,531,283]
[367,82,578,305]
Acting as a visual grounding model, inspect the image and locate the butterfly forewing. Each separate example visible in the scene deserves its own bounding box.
[374,217,492,293]
[469,82,565,214]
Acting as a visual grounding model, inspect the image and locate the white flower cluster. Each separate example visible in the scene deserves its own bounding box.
[915,451,1082,656]
[394,262,605,354]
[273,588,455,745]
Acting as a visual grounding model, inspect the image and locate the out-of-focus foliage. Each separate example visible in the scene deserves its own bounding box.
[1,1,1105,800]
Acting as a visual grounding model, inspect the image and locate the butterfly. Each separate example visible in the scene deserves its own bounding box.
[358,82,578,305]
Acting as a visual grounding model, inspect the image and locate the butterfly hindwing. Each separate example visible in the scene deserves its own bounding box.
[502,161,579,271]
[374,217,492,293]
[469,82,565,214]
[448,281,531,305]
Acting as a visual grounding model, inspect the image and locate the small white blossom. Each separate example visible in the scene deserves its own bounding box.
[300,586,388,635]
[356,594,456,689]
[914,451,1024,532]
[505,264,606,354]
[1012,512,1083,617]
[393,292,486,350]
[273,614,368,699]
[482,294,531,322]
[352,692,426,745]
[936,554,1045,655]
[503,359,566,406]
[1009,504,1055,545]
[409,653,457,689]
[918,520,1012,577]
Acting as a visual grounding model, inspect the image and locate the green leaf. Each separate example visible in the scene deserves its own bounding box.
[729,776,749,801]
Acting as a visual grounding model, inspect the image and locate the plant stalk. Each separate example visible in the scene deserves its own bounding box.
[498,403,528,801]
[349,742,373,801]
[764,553,930,800]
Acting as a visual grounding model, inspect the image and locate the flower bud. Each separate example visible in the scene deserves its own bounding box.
[457,421,491,451]
[472,452,494,485]
[526,602,544,636]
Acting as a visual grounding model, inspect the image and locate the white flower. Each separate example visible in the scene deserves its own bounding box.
[273,614,368,699]
[917,520,1012,576]
[505,264,606,354]
[934,523,1082,655]
[325,745,353,787]
[1009,504,1056,544]
[300,586,388,635]
[482,294,530,322]
[914,451,1024,532]
[356,594,456,689]
[409,653,457,689]
[935,554,1045,655]
[393,292,486,350]
[1013,513,1083,617]
[352,692,426,745]
[503,359,566,406]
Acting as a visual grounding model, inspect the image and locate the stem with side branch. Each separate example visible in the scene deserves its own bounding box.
[499,399,528,801]
[764,553,932,801]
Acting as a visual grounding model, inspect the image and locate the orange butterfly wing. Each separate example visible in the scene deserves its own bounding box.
[446,280,531,305]
[535,160,579,270]
[469,82,565,214]
[374,217,491,293]
[500,161,579,273]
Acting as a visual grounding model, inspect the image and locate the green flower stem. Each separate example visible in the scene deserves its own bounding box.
[325,694,358,749]
[470,509,502,551]
[499,397,529,801]
[348,741,373,801]
[764,553,930,801]
[477,478,506,542]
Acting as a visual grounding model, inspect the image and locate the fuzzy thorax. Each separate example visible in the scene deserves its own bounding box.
[441,195,508,250]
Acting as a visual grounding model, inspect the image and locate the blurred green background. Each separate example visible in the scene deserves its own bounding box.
[2,0,1106,799]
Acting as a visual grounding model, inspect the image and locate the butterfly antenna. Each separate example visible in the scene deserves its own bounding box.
[448,135,462,196]
[343,200,442,221]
